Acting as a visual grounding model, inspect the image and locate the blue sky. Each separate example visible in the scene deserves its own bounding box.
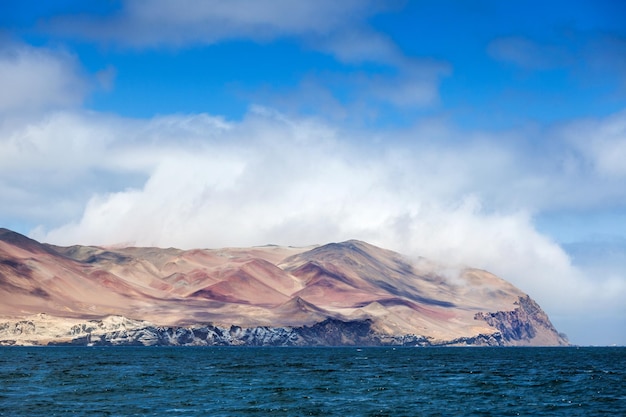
[1,1,625,345]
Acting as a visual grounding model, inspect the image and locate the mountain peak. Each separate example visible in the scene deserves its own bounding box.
[0,228,56,255]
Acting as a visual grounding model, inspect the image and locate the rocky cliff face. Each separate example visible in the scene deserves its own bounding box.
[474,295,568,346]
[0,314,521,347]
[0,229,569,346]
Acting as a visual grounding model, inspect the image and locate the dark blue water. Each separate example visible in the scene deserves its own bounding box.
[1,347,624,416]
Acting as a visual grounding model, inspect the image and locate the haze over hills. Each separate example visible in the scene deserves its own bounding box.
[0,228,567,346]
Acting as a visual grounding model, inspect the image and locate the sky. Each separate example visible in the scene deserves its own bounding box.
[1,0,625,346]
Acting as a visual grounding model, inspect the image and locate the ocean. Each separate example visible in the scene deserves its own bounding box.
[1,347,624,416]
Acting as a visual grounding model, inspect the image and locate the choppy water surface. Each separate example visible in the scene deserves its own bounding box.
[1,347,624,416]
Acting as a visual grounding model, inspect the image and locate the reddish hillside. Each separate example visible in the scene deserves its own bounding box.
[0,228,568,346]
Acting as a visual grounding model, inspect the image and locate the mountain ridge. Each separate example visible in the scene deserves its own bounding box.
[0,229,568,346]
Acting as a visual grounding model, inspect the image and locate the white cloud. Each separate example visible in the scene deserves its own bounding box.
[319,28,404,66]
[350,60,451,108]
[46,0,447,111]
[487,36,571,70]
[0,111,131,225]
[49,0,387,47]
[0,110,236,226]
[562,109,626,178]
[313,28,452,107]
[0,42,88,114]
[488,33,626,99]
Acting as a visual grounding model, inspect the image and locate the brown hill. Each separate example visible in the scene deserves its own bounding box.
[0,229,568,346]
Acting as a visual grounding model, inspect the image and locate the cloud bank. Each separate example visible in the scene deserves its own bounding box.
[0,42,88,114]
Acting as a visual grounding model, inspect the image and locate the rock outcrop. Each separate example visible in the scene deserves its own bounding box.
[474,295,568,346]
[0,314,540,347]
